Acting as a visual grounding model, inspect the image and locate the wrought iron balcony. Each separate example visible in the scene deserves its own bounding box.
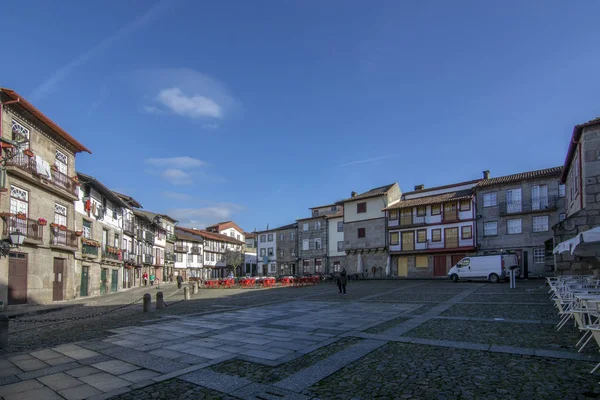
[167,233,177,242]
[102,246,121,261]
[5,153,36,175]
[52,169,78,196]
[121,250,137,264]
[52,229,78,248]
[82,243,99,257]
[190,246,201,254]
[2,216,43,241]
[143,230,154,243]
[499,196,558,215]
[142,253,154,264]
[174,244,188,253]
[123,220,134,234]
[165,252,176,262]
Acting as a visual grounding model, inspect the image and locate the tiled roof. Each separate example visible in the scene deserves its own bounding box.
[113,191,143,209]
[205,221,245,234]
[325,210,344,219]
[336,183,397,204]
[477,167,563,188]
[1,88,92,154]
[256,222,298,234]
[403,179,481,196]
[174,229,203,243]
[383,190,474,210]
[296,215,326,222]
[561,117,600,182]
[309,203,337,210]
[245,232,256,238]
[77,172,128,208]
[133,209,178,225]
[177,227,245,245]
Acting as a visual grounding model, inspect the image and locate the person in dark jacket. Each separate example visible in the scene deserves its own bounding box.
[338,268,348,295]
[177,274,183,289]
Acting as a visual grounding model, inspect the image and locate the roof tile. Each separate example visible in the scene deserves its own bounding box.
[476,167,562,188]
[384,189,474,210]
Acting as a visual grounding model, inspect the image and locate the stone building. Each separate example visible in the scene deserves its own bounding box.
[75,173,126,297]
[174,227,203,282]
[326,211,345,273]
[275,223,298,276]
[0,88,91,305]
[337,184,401,278]
[553,117,600,274]
[256,226,277,276]
[297,204,341,275]
[476,167,565,277]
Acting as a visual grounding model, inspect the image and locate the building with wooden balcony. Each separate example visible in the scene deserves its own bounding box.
[75,172,128,297]
[174,228,204,281]
[0,88,91,305]
[385,180,479,279]
[476,167,565,277]
[113,191,143,287]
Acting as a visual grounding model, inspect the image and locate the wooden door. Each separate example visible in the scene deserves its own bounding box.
[8,252,27,305]
[111,269,118,292]
[80,266,89,297]
[100,268,107,295]
[53,258,65,302]
[445,227,459,248]
[401,231,414,251]
[397,257,408,277]
[433,255,446,277]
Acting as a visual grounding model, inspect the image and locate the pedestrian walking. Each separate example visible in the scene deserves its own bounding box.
[177,274,183,289]
[339,268,348,295]
[150,274,155,286]
[143,272,148,286]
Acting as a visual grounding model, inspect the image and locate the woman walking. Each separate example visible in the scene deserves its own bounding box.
[337,268,348,295]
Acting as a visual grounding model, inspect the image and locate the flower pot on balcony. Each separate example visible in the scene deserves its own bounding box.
[59,225,67,231]
[74,231,83,237]
[16,213,26,220]
[37,218,47,226]
[23,149,34,157]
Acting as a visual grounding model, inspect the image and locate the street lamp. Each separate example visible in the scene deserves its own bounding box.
[10,230,26,247]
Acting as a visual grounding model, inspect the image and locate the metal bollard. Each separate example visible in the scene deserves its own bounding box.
[143,293,152,312]
[156,291,165,309]
[0,314,8,348]
[184,286,191,300]
[192,281,198,295]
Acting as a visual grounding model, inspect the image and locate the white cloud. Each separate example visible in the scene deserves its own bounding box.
[168,203,244,228]
[30,0,175,103]
[161,168,192,185]
[202,122,220,130]
[146,156,207,169]
[161,192,193,201]
[156,88,222,119]
[337,155,398,168]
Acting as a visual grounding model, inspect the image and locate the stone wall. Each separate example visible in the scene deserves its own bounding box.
[345,251,388,277]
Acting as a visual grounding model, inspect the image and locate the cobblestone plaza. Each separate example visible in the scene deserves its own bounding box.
[1,280,599,399]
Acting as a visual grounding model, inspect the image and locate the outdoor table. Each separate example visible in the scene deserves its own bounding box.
[240,278,255,288]
[205,280,219,288]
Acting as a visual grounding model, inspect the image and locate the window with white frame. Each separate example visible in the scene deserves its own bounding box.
[314,238,321,250]
[269,263,276,273]
[205,252,209,261]
[11,119,29,146]
[55,149,68,175]
[315,258,322,272]
[506,189,522,213]
[333,261,341,272]
[177,253,183,262]
[483,192,497,207]
[82,220,92,239]
[533,248,545,263]
[289,232,295,240]
[315,221,321,230]
[337,221,343,232]
[260,248,266,256]
[260,235,266,242]
[507,218,522,234]
[559,183,566,198]
[10,185,28,217]
[303,223,308,231]
[303,260,310,273]
[302,239,309,250]
[268,233,273,242]
[483,221,497,236]
[54,203,67,226]
[280,233,284,241]
[211,253,215,261]
[268,247,274,256]
[532,215,549,232]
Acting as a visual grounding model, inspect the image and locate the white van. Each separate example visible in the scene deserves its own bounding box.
[447,254,519,283]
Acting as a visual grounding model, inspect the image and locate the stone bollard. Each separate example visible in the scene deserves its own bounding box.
[156,291,165,309]
[192,281,198,295]
[184,286,191,300]
[0,314,8,348]
[143,293,151,313]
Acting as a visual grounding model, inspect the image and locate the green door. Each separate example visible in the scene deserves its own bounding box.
[80,266,89,297]
[100,268,107,295]
[111,269,118,293]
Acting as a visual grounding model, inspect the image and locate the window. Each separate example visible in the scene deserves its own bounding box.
[114,233,119,248]
[331,206,337,211]
[507,219,522,234]
[268,248,274,256]
[533,215,549,232]
[358,228,365,238]
[531,185,548,210]
[211,253,215,261]
[269,263,276,273]
[268,233,273,242]
[54,203,67,226]
[559,213,566,222]
[302,239,309,250]
[289,232,295,240]
[333,261,341,272]
[279,249,285,257]
[559,183,566,198]
[534,248,545,263]
[205,252,209,261]
[280,233,285,241]
[484,222,497,236]
[314,238,321,249]
[315,221,321,230]
[417,230,427,243]
[313,209,319,216]
[461,226,472,239]
[389,209,398,220]
[337,221,343,232]
[416,255,428,268]
[260,248,266,256]
[82,220,92,239]
[506,189,522,213]
[337,241,344,252]
[291,249,295,257]
[483,193,497,207]
[177,253,183,262]
[55,149,68,175]
[11,119,30,144]
[237,234,240,241]
[10,185,28,217]
[357,202,367,213]
[390,232,399,245]
[303,223,309,231]
[416,206,426,217]
[431,204,441,215]
[260,235,266,242]
[459,200,471,211]
[432,229,441,242]
[315,258,322,273]
[303,260,310,273]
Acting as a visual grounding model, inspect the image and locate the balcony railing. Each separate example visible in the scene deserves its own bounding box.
[52,169,78,196]
[142,253,154,264]
[123,220,134,234]
[499,196,558,215]
[143,231,154,243]
[2,216,43,241]
[174,244,188,253]
[82,243,99,257]
[399,215,426,227]
[167,233,177,242]
[190,246,201,254]
[166,252,176,262]
[102,246,121,261]
[5,154,78,196]
[135,229,143,239]
[52,229,78,248]
[121,250,137,263]
[5,153,36,175]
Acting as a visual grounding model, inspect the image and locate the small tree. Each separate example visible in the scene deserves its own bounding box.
[224,248,244,277]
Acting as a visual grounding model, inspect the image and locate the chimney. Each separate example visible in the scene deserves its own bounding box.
[483,170,490,179]
[351,191,357,198]
[414,184,424,191]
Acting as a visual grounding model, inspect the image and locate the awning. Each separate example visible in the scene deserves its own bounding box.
[553,227,600,257]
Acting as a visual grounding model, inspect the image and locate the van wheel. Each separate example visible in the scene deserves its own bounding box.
[451,274,458,282]
[489,273,499,283]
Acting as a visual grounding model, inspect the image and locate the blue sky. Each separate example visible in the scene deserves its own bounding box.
[2,0,600,232]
